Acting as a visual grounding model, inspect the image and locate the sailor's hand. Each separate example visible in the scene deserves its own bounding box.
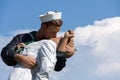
[58,30,75,58]
[14,54,36,69]
[62,30,75,58]
[66,38,75,58]
[64,30,74,39]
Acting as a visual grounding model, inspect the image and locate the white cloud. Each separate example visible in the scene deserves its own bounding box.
[0,36,12,50]
[74,17,120,78]
[93,62,120,76]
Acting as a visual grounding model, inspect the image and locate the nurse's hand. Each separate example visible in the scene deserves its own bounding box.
[14,54,37,69]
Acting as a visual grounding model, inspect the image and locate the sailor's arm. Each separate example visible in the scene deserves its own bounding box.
[59,30,75,58]
[1,34,36,69]
[54,30,75,71]
[1,34,21,66]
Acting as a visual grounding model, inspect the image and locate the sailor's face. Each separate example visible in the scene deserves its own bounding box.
[45,25,61,38]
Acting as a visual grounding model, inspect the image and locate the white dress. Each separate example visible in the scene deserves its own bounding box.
[8,40,57,80]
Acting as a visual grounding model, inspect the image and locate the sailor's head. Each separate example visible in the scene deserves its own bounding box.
[39,11,63,39]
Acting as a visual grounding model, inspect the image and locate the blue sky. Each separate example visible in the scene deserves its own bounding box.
[1,0,120,34]
[0,0,120,80]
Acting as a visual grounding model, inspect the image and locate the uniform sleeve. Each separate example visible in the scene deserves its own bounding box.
[36,42,56,80]
[1,34,21,66]
[54,51,67,71]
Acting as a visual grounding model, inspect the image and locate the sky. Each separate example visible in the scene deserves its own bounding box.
[0,0,120,80]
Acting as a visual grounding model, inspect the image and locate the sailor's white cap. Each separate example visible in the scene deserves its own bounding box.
[39,11,62,23]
